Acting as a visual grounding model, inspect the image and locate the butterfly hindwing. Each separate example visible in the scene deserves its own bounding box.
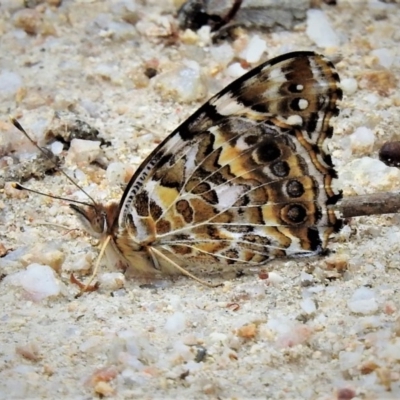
[115,51,343,274]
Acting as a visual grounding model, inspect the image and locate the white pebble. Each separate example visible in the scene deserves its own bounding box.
[197,25,212,43]
[209,43,234,66]
[364,93,379,105]
[382,338,400,360]
[267,271,284,285]
[79,336,103,352]
[98,272,125,290]
[209,332,227,343]
[306,10,340,48]
[371,48,394,69]
[106,162,129,186]
[172,341,192,362]
[109,0,139,24]
[300,298,317,314]
[340,156,400,193]
[300,271,314,286]
[341,78,358,95]
[73,168,87,182]
[68,252,93,273]
[155,63,206,103]
[94,63,115,80]
[348,287,378,314]
[66,139,101,164]
[338,349,362,371]
[240,35,267,64]
[0,70,23,96]
[226,62,248,78]
[6,263,61,302]
[50,141,64,155]
[349,126,375,153]
[164,312,186,333]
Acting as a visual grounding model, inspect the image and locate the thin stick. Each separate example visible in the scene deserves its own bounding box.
[150,247,223,288]
[211,0,243,31]
[333,192,400,218]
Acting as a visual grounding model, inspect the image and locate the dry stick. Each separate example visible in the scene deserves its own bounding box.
[333,192,400,218]
[211,0,243,31]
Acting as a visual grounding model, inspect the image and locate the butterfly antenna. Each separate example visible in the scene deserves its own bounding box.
[12,182,94,208]
[10,117,98,206]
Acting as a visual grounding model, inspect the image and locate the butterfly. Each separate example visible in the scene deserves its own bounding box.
[62,51,343,289]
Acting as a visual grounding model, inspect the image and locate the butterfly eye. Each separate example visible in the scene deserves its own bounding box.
[100,211,108,232]
[70,204,105,236]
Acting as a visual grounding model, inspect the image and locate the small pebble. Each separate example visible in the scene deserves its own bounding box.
[20,247,65,274]
[349,126,375,154]
[300,298,317,314]
[348,287,378,314]
[371,48,394,69]
[106,162,132,186]
[338,349,362,371]
[236,323,257,339]
[379,141,400,167]
[267,271,284,285]
[336,387,356,400]
[226,62,248,78]
[306,9,340,48]
[97,272,125,291]
[0,70,23,96]
[6,263,62,302]
[154,63,206,103]
[65,139,101,164]
[164,312,186,333]
[12,9,43,35]
[94,381,114,396]
[50,141,64,156]
[47,0,62,6]
[300,271,314,287]
[240,35,267,64]
[277,324,313,348]
[341,78,358,95]
[209,43,234,66]
[16,342,41,361]
[340,156,400,193]
[109,0,139,25]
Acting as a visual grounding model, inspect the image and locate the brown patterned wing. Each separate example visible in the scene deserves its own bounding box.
[115,51,343,274]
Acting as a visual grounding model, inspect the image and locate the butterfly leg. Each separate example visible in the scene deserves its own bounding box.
[149,247,223,288]
[74,235,112,297]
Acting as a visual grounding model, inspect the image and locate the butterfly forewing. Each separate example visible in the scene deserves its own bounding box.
[115,51,343,275]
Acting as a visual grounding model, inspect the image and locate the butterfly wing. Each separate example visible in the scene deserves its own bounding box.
[115,51,343,273]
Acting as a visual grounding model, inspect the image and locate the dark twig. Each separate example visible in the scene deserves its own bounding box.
[333,192,400,218]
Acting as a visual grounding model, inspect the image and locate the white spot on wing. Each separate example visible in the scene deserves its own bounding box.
[268,67,285,80]
[298,99,308,110]
[215,185,244,210]
[286,115,303,126]
[212,93,244,116]
[184,143,199,177]
[236,135,252,151]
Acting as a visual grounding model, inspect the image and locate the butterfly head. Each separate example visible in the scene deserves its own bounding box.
[70,202,119,239]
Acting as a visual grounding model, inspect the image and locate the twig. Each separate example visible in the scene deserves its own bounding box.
[333,192,400,218]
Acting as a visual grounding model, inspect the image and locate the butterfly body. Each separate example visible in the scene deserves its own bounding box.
[72,51,343,281]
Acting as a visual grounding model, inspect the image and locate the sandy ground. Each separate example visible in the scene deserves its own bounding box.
[2,0,400,399]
